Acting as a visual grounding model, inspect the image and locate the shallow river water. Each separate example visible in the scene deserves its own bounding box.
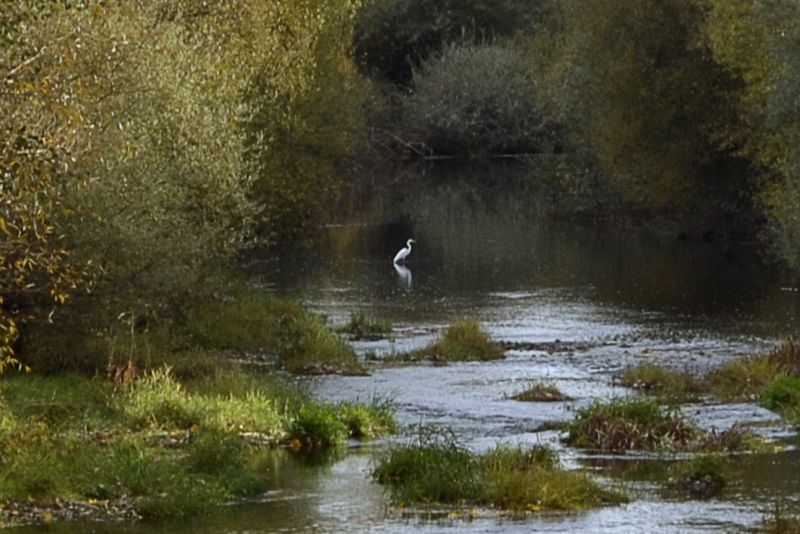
[18,183,800,533]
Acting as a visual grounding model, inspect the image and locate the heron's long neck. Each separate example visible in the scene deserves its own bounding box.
[407,240,413,250]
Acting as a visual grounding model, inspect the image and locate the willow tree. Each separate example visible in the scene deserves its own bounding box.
[701,0,800,266]
[2,0,368,369]
[558,0,746,214]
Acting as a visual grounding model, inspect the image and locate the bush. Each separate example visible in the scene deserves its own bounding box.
[402,43,555,156]
[355,0,540,85]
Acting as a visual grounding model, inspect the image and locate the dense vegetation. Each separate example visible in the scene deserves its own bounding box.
[5,0,800,371]
[373,427,625,511]
[0,367,395,521]
[4,1,800,525]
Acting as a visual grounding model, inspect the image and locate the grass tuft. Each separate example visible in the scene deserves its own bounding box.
[563,398,762,453]
[667,455,728,499]
[373,427,625,511]
[619,362,702,402]
[339,312,393,340]
[761,376,800,422]
[510,381,573,402]
[563,399,696,452]
[413,318,503,363]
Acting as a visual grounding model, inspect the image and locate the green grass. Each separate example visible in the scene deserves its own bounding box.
[0,367,397,521]
[667,455,728,499]
[618,362,703,402]
[563,398,760,453]
[186,289,365,376]
[510,381,572,402]
[705,355,786,402]
[288,399,398,451]
[339,312,393,340]
[412,318,503,363]
[761,376,800,427]
[372,428,625,511]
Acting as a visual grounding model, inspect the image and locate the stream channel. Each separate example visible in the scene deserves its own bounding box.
[20,182,800,532]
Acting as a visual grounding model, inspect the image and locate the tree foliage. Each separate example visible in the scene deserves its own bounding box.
[1,0,368,369]
[402,43,555,156]
[558,0,747,211]
[354,0,541,86]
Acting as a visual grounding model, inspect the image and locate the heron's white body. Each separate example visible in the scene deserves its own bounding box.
[393,239,415,263]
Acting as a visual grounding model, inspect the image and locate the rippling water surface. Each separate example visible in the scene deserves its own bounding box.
[20,181,800,533]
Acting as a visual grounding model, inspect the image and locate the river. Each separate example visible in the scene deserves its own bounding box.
[18,176,800,532]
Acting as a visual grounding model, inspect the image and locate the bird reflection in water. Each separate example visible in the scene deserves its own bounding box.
[393,262,412,291]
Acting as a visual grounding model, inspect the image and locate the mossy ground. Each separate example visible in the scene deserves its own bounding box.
[372,428,625,512]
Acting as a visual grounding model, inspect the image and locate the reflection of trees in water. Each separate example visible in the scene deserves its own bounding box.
[339,163,789,323]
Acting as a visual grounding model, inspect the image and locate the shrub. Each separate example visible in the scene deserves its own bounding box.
[402,43,555,156]
[354,0,540,85]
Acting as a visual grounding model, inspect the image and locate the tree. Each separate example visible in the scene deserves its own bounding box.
[558,0,747,213]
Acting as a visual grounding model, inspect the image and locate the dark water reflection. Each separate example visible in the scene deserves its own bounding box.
[264,175,800,338]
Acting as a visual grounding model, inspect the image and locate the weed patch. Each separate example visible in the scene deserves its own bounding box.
[564,399,696,452]
[373,427,625,511]
[339,312,393,340]
[563,398,761,453]
[667,455,728,499]
[619,363,702,402]
[761,376,800,422]
[412,318,503,363]
[0,366,396,523]
[510,381,572,402]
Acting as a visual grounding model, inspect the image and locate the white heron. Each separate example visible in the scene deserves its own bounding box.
[393,238,416,264]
